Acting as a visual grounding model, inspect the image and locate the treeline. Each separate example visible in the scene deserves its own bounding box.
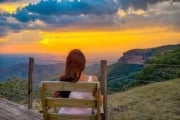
[0,78,40,104]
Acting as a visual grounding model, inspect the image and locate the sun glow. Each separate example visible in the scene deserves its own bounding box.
[0,3,27,13]
[0,27,179,60]
[36,27,180,54]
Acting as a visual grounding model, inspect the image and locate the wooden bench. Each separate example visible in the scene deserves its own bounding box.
[40,81,101,120]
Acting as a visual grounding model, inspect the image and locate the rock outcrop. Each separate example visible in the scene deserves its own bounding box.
[118,49,148,64]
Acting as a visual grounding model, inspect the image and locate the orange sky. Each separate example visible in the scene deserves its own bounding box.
[0,27,180,61]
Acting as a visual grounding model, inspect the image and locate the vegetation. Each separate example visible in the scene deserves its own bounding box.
[108,78,180,120]
[147,48,180,65]
[135,48,180,85]
[0,77,40,106]
[145,44,180,57]
[0,78,28,104]
[107,48,180,93]
[107,63,144,93]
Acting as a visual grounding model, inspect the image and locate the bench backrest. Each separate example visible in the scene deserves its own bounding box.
[40,81,101,120]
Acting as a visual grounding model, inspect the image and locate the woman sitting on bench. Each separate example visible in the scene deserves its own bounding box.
[53,49,103,115]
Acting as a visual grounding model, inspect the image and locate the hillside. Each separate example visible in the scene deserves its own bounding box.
[107,63,144,92]
[108,79,180,120]
[108,44,180,92]
[135,48,180,84]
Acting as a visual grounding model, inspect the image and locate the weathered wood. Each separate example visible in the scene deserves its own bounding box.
[96,83,101,120]
[42,81,97,92]
[0,98,42,120]
[40,83,48,120]
[28,57,34,109]
[40,81,101,120]
[46,97,97,108]
[100,60,108,120]
[48,113,96,120]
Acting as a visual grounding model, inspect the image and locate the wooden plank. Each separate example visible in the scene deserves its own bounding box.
[42,81,97,92]
[100,60,108,120]
[28,57,34,109]
[96,83,101,120]
[0,98,41,120]
[40,85,48,120]
[46,97,97,108]
[40,81,101,120]
[0,98,42,120]
[48,113,96,120]
[0,107,16,120]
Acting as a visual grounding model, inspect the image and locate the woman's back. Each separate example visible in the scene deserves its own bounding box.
[58,75,94,115]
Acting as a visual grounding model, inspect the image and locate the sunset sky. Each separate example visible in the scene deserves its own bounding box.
[0,0,180,61]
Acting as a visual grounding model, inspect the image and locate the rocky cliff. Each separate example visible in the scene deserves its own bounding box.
[118,44,180,64]
[118,49,148,64]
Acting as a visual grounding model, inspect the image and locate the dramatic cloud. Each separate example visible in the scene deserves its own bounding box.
[0,13,45,37]
[12,0,180,24]
[13,0,117,23]
[0,0,180,37]
[30,0,116,15]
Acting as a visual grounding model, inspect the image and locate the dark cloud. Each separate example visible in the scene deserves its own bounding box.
[117,0,180,11]
[117,0,158,10]
[115,10,180,31]
[13,0,180,23]
[26,0,117,15]
[0,0,20,2]
[13,9,38,22]
[0,27,8,36]
[0,0,180,37]
[13,0,117,22]
[0,13,24,36]
[45,14,116,30]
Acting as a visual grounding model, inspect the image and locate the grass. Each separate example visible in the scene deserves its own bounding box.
[108,78,180,120]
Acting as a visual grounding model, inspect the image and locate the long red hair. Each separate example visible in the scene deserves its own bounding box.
[60,49,86,82]
[54,49,86,98]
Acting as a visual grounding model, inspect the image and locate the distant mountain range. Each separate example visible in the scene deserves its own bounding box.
[0,63,101,84]
[0,54,63,68]
[0,44,179,85]
[0,63,65,82]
